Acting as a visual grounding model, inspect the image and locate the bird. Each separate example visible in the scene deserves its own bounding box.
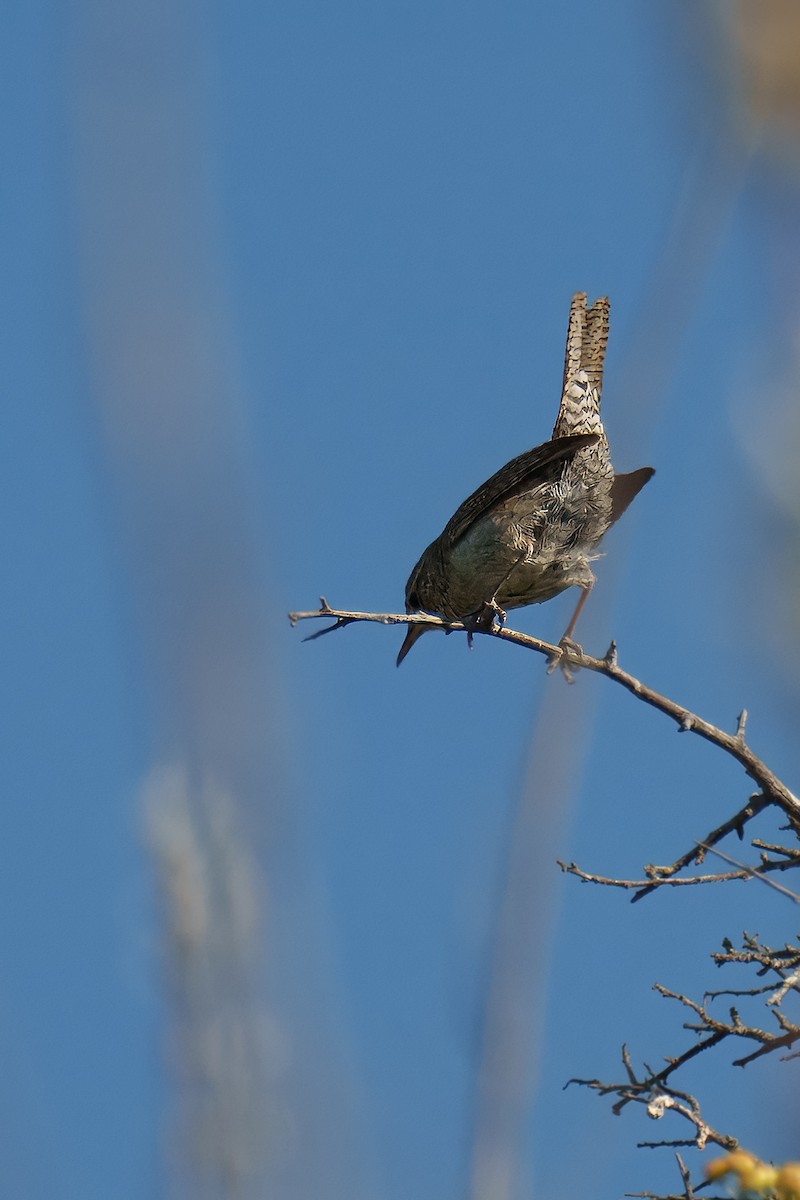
[397,292,653,666]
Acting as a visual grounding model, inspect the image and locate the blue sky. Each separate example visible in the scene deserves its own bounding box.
[2,3,798,1198]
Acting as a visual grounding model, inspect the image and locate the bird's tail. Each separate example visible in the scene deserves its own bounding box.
[552,292,609,440]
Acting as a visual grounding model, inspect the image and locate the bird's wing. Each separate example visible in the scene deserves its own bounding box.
[442,433,600,547]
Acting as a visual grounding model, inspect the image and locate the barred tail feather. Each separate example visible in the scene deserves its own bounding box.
[553,293,609,441]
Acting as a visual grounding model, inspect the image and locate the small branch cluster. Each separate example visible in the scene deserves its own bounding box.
[613,929,800,1083]
[567,928,800,1198]
[655,973,800,1070]
[568,1046,737,1152]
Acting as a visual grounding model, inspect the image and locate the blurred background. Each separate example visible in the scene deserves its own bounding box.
[3,1,800,1197]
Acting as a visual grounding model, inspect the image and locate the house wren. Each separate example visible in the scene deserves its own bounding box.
[397,292,653,665]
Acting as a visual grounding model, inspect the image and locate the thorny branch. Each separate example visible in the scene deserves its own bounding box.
[567,1046,737,1151]
[559,827,800,903]
[289,601,800,829]
[567,930,800,1165]
[291,602,800,903]
[654,978,800,1068]
[291,602,800,1193]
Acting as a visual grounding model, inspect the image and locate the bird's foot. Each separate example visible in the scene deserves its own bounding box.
[463,600,507,650]
[546,635,584,683]
[477,598,507,628]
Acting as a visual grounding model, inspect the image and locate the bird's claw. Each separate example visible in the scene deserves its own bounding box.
[463,600,507,651]
[476,599,507,629]
[546,635,583,682]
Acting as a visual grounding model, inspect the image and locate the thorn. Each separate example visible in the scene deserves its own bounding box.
[302,617,352,642]
[319,596,333,613]
[735,709,748,741]
[603,639,618,667]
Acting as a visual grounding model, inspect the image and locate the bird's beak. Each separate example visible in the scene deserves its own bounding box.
[396,622,429,666]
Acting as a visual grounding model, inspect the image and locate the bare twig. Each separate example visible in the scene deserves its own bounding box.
[751,839,800,859]
[631,795,771,902]
[767,966,800,1007]
[625,1151,727,1200]
[558,860,757,890]
[567,1047,737,1150]
[711,931,799,970]
[561,796,800,902]
[675,1153,696,1200]
[697,842,800,904]
[654,981,800,1068]
[289,604,800,827]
